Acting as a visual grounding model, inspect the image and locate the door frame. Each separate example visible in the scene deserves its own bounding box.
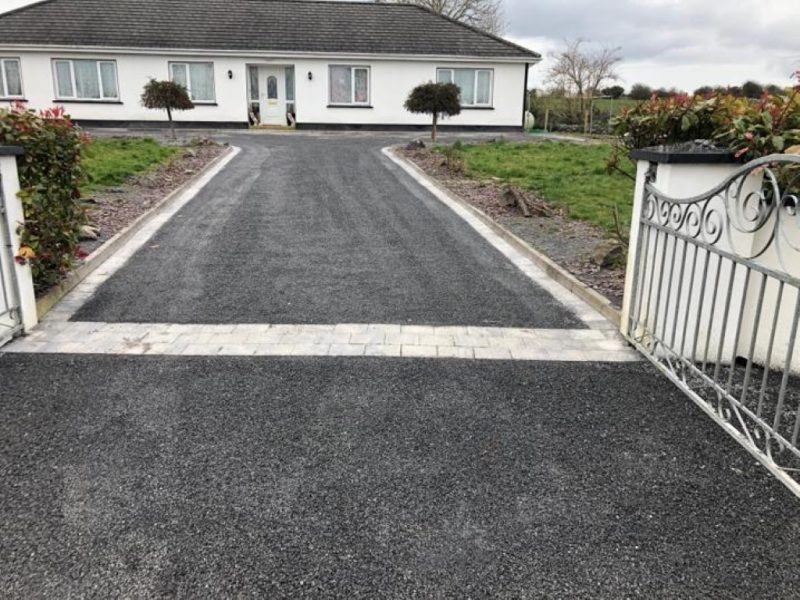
[246,63,296,126]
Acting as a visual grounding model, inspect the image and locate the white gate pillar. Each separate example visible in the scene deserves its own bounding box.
[621,142,800,371]
[0,147,38,333]
[621,143,743,338]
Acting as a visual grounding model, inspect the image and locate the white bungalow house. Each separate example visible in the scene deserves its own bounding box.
[0,0,540,131]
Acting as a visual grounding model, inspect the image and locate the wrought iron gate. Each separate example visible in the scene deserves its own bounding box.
[625,154,800,494]
[0,170,23,346]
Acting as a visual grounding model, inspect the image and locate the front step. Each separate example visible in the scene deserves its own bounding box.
[250,124,296,131]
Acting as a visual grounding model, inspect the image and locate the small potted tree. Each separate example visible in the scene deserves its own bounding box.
[141,79,194,139]
[404,82,461,143]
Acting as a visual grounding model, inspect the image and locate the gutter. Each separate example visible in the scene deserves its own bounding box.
[0,44,541,65]
[521,62,530,128]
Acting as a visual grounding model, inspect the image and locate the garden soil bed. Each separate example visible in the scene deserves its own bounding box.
[79,139,227,256]
[400,145,626,308]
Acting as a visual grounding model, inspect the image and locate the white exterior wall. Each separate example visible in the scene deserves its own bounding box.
[1,52,251,123]
[293,58,525,127]
[0,50,528,128]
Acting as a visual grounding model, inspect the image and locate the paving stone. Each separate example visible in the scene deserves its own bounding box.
[474,347,513,360]
[252,344,295,356]
[182,344,223,355]
[488,336,525,348]
[401,325,436,336]
[333,324,369,334]
[418,335,454,347]
[436,346,474,359]
[364,344,402,357]
[290,344,331,356]
[453,335,490,348]
[510,347,552,360]
[385,333,419,346]
[434,326,467,336]
[401,345,438,358]
[329,343,366,356]
[368,323,401,333]
[350,332,387,344]
[218,344,258,355]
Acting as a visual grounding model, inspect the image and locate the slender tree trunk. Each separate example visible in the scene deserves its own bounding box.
[432,112,438,143]
[166,106,175,140]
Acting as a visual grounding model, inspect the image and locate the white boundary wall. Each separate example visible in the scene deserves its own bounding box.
[0,151,37,340]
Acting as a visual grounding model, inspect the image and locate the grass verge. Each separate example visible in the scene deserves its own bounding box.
[448,141,635,234]
[81,137,180,195]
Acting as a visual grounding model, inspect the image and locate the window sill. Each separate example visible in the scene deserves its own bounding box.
[461,106,495,110]
[192,102,218,106]
[327,104,373,109]
[0,98,27,102]
[53,99,123,104]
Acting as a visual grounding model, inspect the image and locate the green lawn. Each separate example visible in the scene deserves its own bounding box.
[449,141,635,234]
[81,137,180,195]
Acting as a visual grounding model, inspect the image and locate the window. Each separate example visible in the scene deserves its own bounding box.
[266,75,278,100]
[285,66,295,102]
[53,59,118,100]
[329,65,370,106]
[0,58,23,98]
[170,62,215,103]
[248,66,259,101]
[437,68,493,107]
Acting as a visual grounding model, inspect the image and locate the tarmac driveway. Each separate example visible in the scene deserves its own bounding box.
[73,134,582,327]
[2,355,800,598]
[2,132,800,598]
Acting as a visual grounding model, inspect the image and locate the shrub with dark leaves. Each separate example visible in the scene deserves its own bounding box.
[404,82,461,142]
[0,103,88,291]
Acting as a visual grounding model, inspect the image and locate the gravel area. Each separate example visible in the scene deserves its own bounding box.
[79,139,227,255]
[401,146,626,307]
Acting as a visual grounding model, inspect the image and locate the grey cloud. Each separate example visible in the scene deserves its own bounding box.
[505,0,799,64]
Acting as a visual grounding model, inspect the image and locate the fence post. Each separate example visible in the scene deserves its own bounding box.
[0,147,38,333]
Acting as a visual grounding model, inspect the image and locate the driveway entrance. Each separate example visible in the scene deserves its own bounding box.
[1,132,798,598]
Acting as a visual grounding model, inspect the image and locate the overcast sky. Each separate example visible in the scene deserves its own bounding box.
[507,0,799,92]
[2,0,798,92]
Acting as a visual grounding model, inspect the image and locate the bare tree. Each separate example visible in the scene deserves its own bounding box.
[376,0,505,34]
[546,39,622,124]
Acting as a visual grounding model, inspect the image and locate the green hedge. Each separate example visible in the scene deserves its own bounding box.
[609,87,800,165]
[0,104,88,291]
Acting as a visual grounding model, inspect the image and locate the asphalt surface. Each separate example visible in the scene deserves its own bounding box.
[2,355,799,598]
[72,134,583,328]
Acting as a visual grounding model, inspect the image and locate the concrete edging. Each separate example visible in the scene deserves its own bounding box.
[35,145,238,318]
[384,146,622,326]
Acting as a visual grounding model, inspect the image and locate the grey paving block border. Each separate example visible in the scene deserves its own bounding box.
[35,145,240,319]
[383,146,622,328]
[6,321,640,361]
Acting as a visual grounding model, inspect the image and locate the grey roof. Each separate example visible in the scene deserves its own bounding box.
[0,0,539,59]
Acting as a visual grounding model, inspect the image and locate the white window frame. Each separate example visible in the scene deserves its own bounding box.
[0,58,24,99]
[328,65,371,107]
[436,68,494,108]
[169,61,216,104]
[52,58,119,101]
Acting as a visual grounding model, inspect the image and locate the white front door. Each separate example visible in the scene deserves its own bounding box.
[259,67,286,126]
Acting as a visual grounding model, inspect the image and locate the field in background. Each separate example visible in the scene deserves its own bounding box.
[528,96,641,133]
